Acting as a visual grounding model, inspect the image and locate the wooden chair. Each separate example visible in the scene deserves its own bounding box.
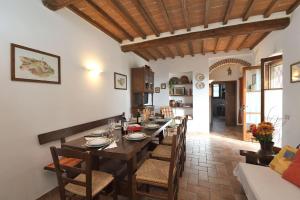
[162,116,187,146]
[160,106,174,119]
[50,146,117,200]
[41,113,125,173]
[152,117,187,162]
[133,125,183,200]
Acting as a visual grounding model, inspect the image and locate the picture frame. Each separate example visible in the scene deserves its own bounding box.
[173,87,185,96]
[11,43,61,84]
[161,83,166,89]
[155,87,160,93]
[291,61,300,83]
[114,72,127,90]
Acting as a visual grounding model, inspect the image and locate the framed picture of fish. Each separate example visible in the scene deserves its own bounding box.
[114,72,127,90]
[11,43,61,84]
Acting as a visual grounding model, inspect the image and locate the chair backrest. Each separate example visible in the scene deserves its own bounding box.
[167,124,184,198]
[160,106,174,118]
[50,146,93,200]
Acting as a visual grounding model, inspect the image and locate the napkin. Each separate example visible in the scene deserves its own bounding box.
[104,141,117,150]
[128,124,142,132]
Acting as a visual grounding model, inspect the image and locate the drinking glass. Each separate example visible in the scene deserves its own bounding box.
[123,121,128,135]
[108,119,116,138]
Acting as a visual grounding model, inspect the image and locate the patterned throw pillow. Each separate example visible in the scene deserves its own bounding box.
[282,150,300,187]
[269,145,298,174]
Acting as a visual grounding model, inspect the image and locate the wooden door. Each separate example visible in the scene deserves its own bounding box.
[225,81,237,126]
[242,66,261,141]
[238,77,244,124]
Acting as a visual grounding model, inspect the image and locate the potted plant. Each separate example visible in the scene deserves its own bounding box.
[249,122,275,163]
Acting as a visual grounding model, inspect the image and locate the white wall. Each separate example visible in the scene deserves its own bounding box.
[0,0,147,199]
[150,55,209,133]
[254,6,300,147]
[149,51,254,133]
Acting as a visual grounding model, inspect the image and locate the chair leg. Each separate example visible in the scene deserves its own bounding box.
[113,178,118,200]
[59,189,66,200]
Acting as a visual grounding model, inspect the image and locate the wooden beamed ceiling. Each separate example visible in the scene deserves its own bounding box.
[43,0,298,60]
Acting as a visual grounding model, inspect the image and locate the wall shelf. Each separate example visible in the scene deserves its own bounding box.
[169,95,193,97]
[172,83,192,86]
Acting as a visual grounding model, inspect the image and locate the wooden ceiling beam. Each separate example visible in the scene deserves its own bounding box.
[238,34,250,50]
[223,0,234,25]
[243,0,255,21]
[68,5,122,42]
[86,0,133,41]
[154,48,166,59]
[287,0,300,14]
[42,0,79,10]
[157,0,174,34]
[144,49,157,60]
[188,41,194,56]
[110,0,147,39]
[164,46,175,58]
[132,0,160,37]
[121,18,290,52]
[214,38,219,54]
[175,44,184,57]
[204,0,210,28]
[225,36,233,52]
[201,40,205,55]
[134,51,149,61]
[250,32,270,50]
[264,0,279,18]
[180,0,191,31]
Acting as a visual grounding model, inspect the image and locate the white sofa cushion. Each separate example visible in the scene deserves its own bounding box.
[234,163,300,200]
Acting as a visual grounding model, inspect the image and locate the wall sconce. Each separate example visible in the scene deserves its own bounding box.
[85,61,102,77]
[227,67,232,76]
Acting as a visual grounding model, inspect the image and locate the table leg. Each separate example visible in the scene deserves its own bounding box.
[127,156,137,200]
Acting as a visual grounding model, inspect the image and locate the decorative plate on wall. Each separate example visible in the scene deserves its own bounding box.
[180,75,189,84]
[196,82,205,89]
[195,73,205,81]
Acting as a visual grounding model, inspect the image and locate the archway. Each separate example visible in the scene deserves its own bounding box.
[209,58,251,140]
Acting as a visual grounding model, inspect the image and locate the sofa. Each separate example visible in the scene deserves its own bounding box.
[234,162,300,200]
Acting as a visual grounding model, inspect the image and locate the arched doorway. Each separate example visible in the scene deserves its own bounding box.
[209,58,251,140]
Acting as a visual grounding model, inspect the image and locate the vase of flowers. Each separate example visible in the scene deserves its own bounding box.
[249,122,275,164]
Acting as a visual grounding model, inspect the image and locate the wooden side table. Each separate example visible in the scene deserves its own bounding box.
[240,150,275,166]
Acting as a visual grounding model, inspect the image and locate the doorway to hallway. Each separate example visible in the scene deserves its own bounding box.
[210,80,242,140]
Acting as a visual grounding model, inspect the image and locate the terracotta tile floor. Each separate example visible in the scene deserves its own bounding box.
[178,132,258,200]
[41,120,259,200]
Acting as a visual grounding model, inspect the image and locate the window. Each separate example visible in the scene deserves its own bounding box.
[270,64,283,89]
[212,84,220,98]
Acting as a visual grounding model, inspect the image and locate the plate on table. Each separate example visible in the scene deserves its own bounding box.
[125,132,147,141]
[86,137,111,147]
[155,118,168,123]
[144,123,160,129]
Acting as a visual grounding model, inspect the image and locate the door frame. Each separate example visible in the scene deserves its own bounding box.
[260,55,283,121]
[211,80,237,126]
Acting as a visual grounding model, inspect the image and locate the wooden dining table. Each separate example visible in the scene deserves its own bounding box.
[62,119,172,199]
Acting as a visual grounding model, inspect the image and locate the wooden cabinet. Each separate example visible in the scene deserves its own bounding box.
[131,65,154,114]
